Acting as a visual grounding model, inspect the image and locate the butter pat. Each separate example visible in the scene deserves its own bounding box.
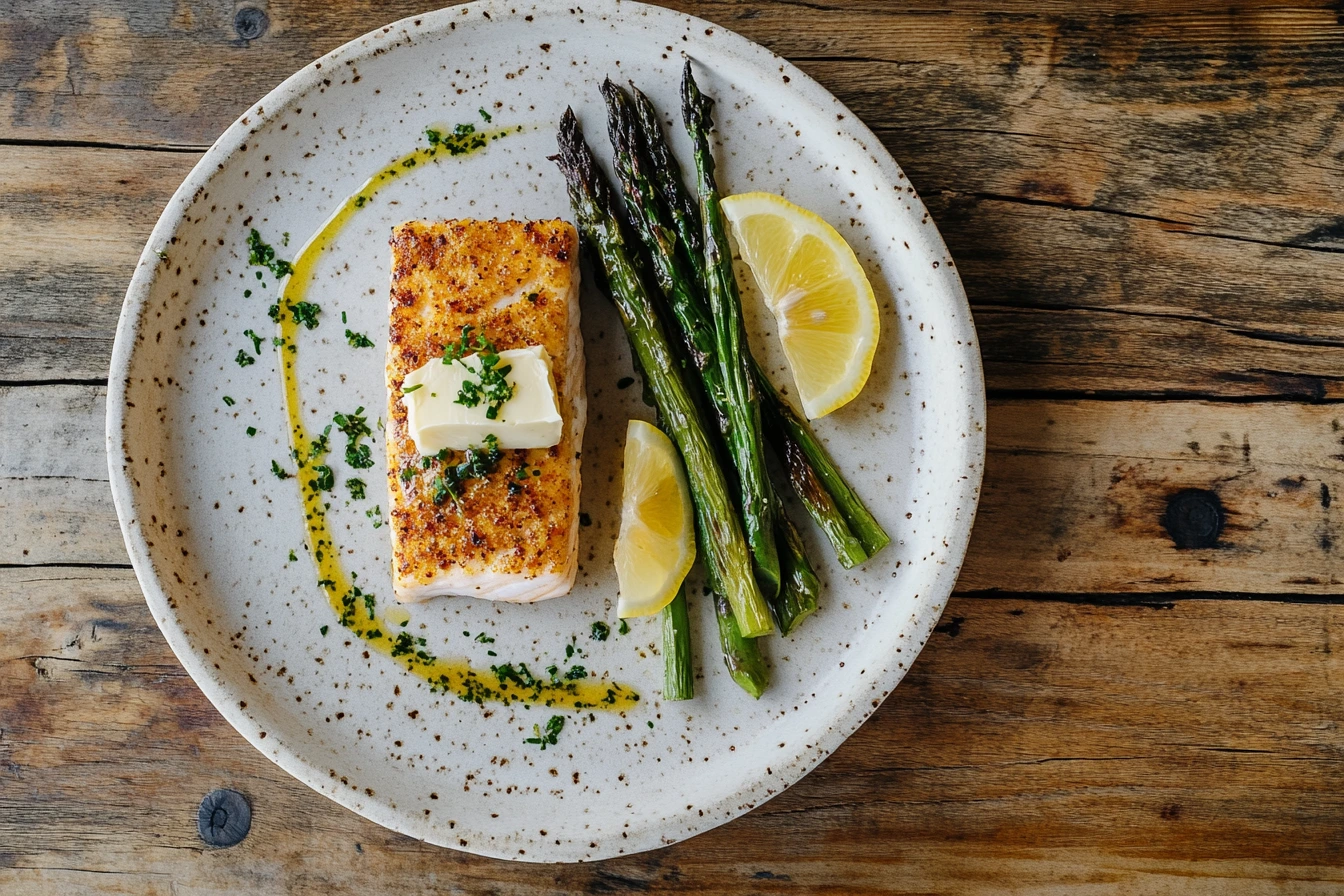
[401,345,562,453]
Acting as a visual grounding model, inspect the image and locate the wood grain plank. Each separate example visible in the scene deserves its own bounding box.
[0,385,125,565]
[972,305,1344,401]
[3,567,1343,893]
[960,399,1344,593]
[0,384,107,479]
[10,383,1344,593]
[0,478,122,565]
[0,146,197,382]
[928,193,1344,399]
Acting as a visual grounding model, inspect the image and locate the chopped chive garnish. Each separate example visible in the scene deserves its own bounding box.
[246,229,294,278]
[288,301,321,329]
[524,715,564,750]
[309,464,335,492]
[442,325,514,419]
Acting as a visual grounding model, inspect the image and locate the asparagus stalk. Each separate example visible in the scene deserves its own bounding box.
[661,584,694,700]
[629,84,703,284]
[713,589,769,698]
[553,109,774,639]
[630,78,890,566]
[773,510,821,636]
[603,79,825,629]
[601,79,723,425]
[679,65,781,599]
[690,507,768,697]
[653,408,694,700]
[759,374,891,558]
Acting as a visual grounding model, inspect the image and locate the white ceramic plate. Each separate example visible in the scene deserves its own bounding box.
[107,0,984,862]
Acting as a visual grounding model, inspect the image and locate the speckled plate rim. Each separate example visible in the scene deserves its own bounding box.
[107,0,986,861]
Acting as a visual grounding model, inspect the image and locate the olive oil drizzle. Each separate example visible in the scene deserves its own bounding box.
[272,126,639,711]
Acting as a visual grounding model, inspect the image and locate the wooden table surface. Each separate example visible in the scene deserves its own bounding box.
[4,1,1344,892]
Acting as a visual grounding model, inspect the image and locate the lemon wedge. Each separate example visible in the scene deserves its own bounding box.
[614,419,696,618]
[720,192,880,419]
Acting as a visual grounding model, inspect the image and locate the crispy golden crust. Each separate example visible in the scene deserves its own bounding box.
[385,219,581,601]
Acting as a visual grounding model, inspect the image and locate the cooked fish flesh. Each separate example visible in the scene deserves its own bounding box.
[385,219,584,603]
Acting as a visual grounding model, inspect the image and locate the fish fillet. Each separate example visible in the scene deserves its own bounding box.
[385,219,584,603]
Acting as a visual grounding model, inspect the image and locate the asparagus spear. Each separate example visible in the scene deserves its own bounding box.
[651,408,694,700]
[629,79,890,566]
[553,109,774,639]
[679,65,781,599]
[601,79,723,424]
[629,83,703,283]
[713,589,769,698]
[760,376,891,558]
[661,584,694,700]
[773,510,821,636]
[602,78,825,628]
[692,507,769,697]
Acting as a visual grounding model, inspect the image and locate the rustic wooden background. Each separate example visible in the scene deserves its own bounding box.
[4,1,1344,892]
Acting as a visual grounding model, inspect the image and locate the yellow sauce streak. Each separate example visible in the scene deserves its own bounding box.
[273,126,639,711]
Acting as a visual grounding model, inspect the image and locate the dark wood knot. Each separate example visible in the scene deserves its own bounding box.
[1162,489,1224,549]
[197,788,252,847]
[234,7,269,42]
[934,616,964,638]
